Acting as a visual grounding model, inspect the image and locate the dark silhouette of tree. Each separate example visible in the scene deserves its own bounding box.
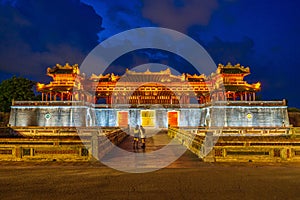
[0,76,37,112]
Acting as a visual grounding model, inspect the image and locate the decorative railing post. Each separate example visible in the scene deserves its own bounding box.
[91,132,99,160]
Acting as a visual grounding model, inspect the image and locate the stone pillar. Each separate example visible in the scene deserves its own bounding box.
[15,146,22,159]
[253,93,256,101]
[202,132,215,162]
[91,132,99,160]
[283,99,286,106]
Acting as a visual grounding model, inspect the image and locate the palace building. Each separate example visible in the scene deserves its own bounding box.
[36,63,261,105]
[9,63,289,128]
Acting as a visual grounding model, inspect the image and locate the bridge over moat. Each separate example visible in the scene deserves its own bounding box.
[1,126,300,165]
[101,129,202,170]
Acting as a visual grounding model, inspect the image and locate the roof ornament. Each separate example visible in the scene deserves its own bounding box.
[181,73,185,81]
[165,68,171,74]
[111,73,119,82]
[226,62,233,67]
[56,63,62,68]
[234,63,241,68]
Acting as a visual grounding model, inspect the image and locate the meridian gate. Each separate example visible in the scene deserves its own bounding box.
[6,62,297,163]
[9,62,290,128]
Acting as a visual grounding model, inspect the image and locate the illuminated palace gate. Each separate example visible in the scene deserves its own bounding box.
[9,62,289,128]
[116,110,170,127]
[94,107,204,127]
[117,110,178,127]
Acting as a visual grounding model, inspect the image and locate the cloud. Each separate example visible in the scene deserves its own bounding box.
[0,0,103,80]
[205,36,255,64]
[142,0,219,33]
[82,0,153,41]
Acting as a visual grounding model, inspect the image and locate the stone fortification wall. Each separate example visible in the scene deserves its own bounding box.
[9,101,87,127]
[9,101,289,128]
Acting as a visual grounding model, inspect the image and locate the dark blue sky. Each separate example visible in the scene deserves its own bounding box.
[0,0,299,107]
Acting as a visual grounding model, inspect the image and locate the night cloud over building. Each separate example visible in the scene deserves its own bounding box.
[0,0,102,80]
[0,0,299,107]
[142,0,219,33]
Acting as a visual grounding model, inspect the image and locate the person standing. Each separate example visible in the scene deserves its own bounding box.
[140,125,146,149]
[133,125,140,149]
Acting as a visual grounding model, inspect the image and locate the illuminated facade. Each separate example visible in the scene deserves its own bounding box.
[9,63,289,128]
[36,63,261,105]
[37,63,87,102]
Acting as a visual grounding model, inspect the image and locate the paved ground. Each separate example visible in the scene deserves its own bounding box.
[101,129,201,171]
[0,130,299,200]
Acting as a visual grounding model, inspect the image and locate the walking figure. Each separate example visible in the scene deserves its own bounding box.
[140,125,146,149]
[133,125,140,149]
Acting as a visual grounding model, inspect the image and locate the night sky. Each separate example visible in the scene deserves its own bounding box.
[0,0,299,107]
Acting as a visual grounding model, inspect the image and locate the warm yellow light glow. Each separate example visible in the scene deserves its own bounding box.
[111,73,118,82]
[255,82,261,89]
[39,62,261,105]
[247,113,252,119]
[73,67,77,74]
[37,83,45,89]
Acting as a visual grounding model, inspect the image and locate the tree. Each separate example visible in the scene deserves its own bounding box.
[0,76,37,112]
